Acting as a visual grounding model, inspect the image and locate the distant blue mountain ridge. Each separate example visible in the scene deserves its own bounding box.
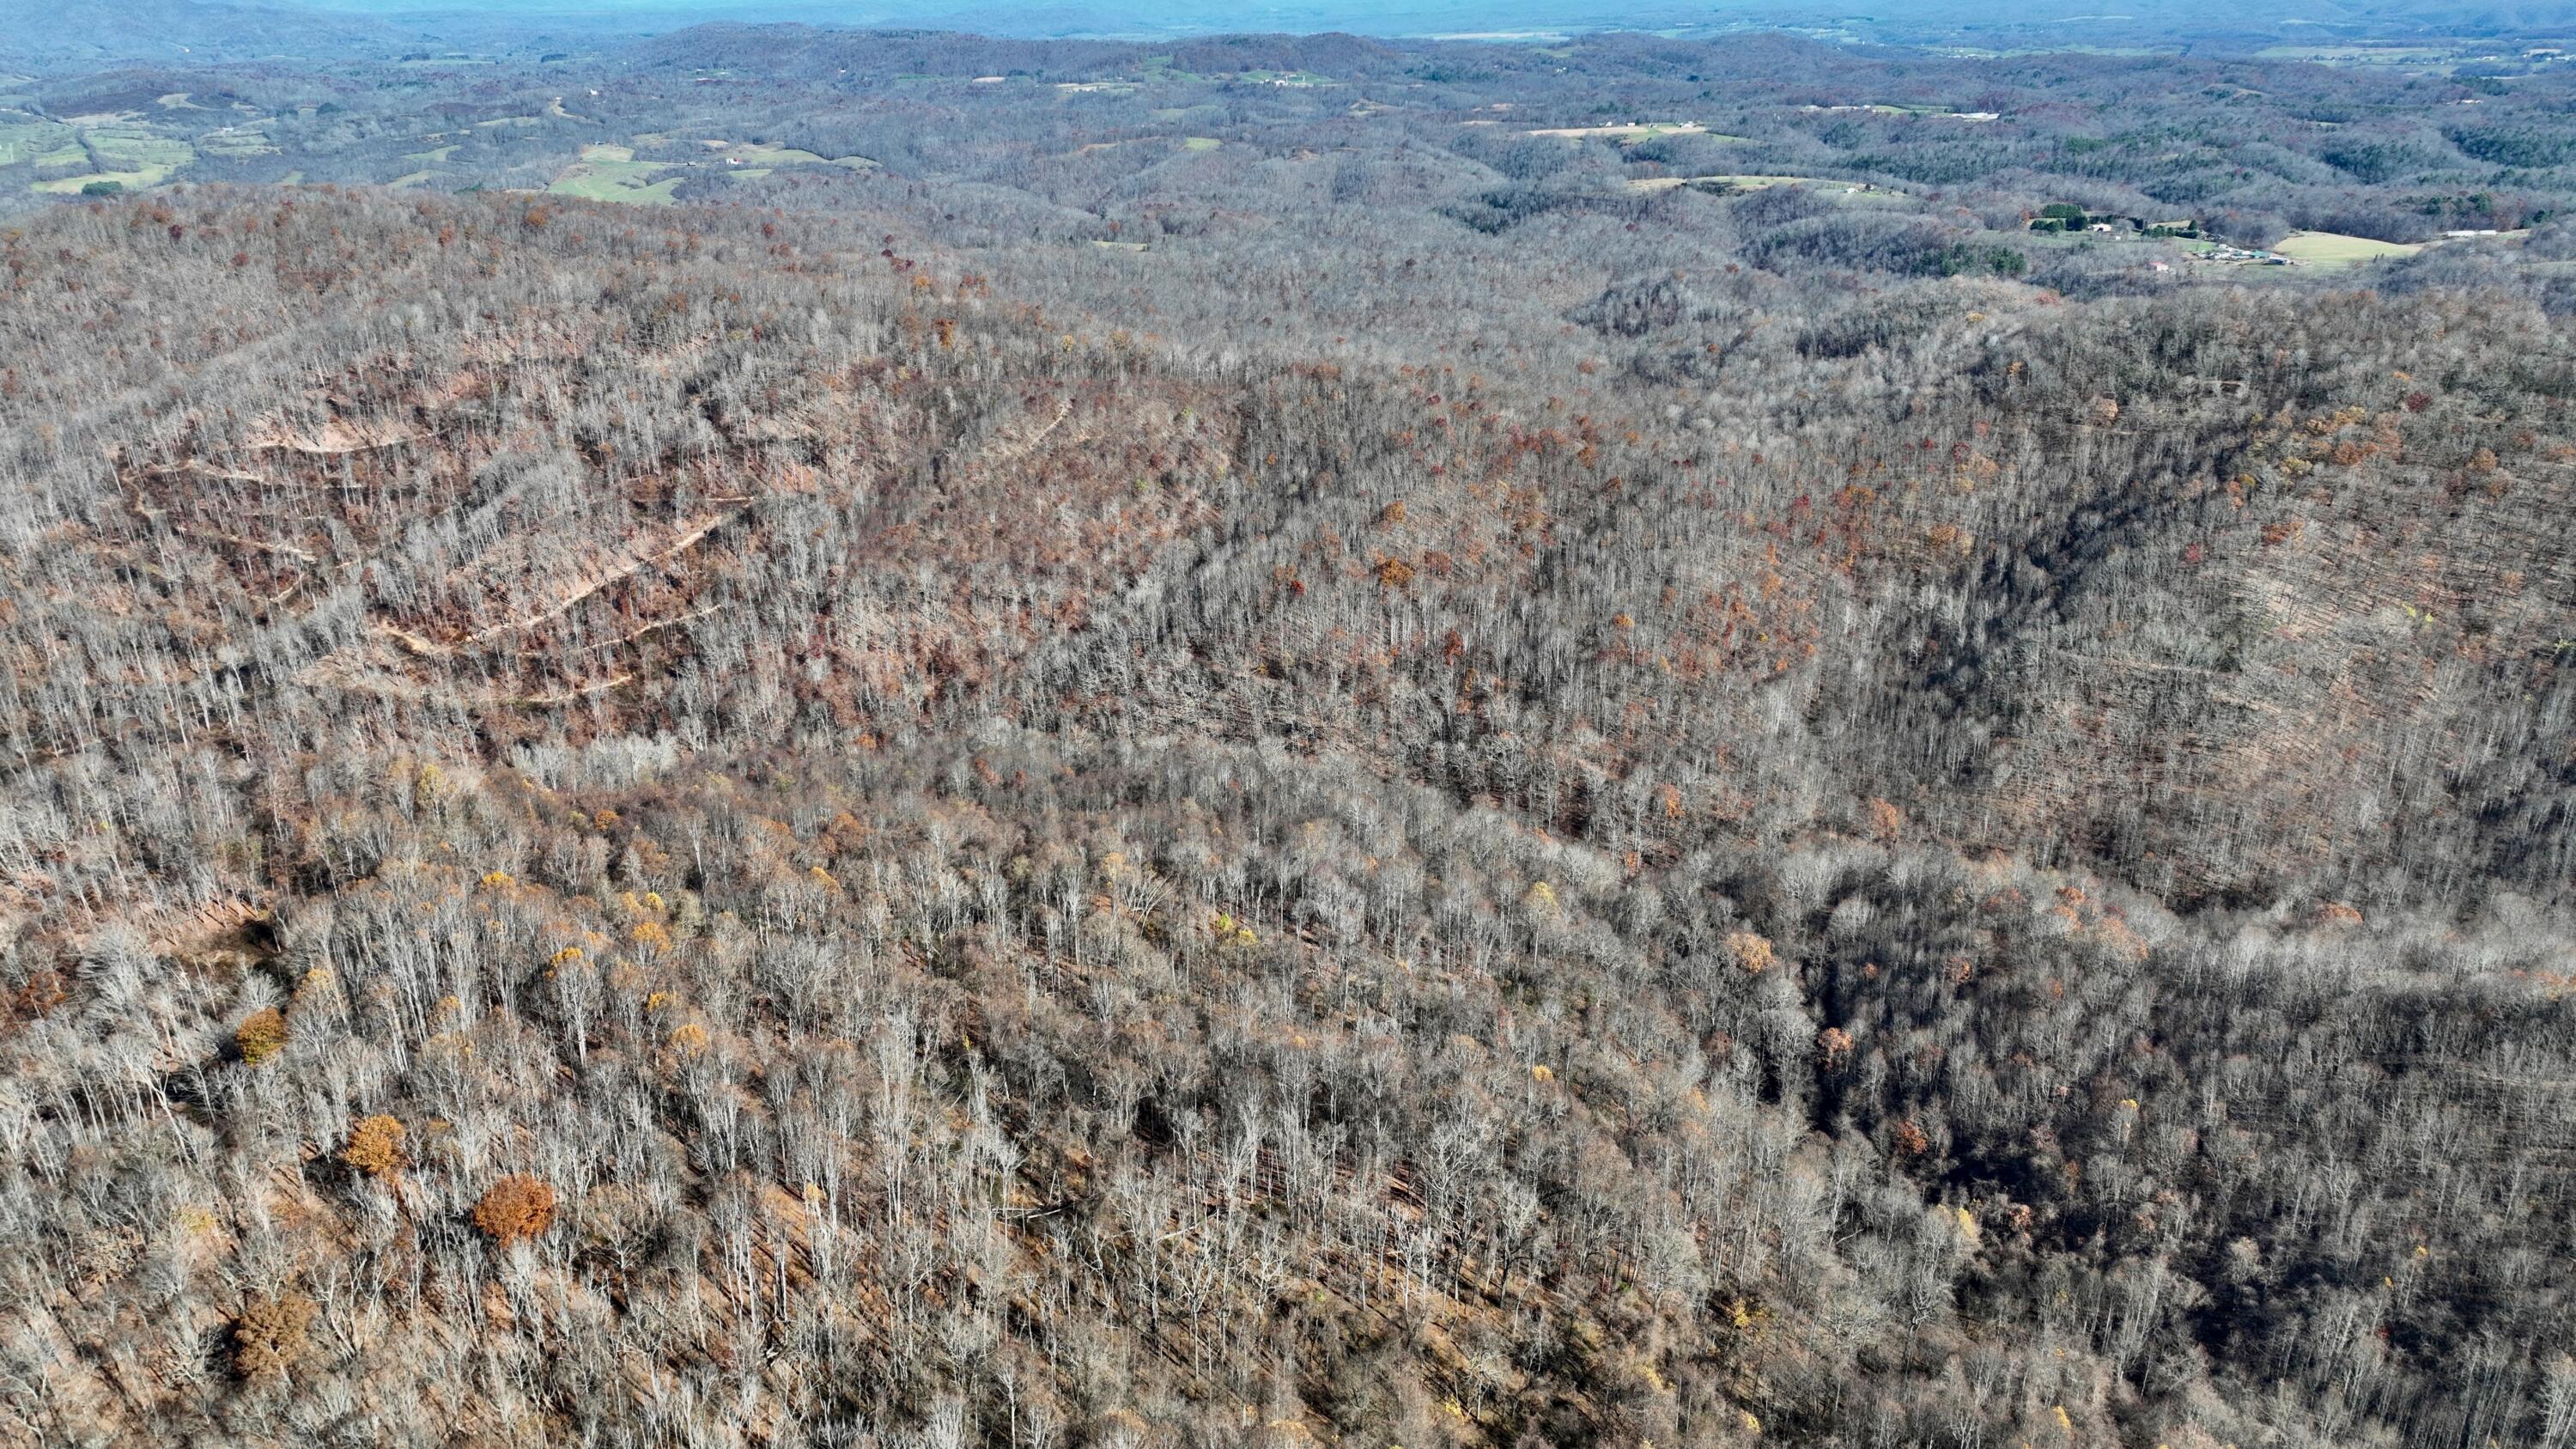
[8,0,2576,68]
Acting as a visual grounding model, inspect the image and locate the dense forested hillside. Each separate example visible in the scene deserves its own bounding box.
[2,22,2574,1449]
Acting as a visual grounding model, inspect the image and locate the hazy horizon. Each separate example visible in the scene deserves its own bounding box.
[88,0,2576,44]
[7,0,2574,69]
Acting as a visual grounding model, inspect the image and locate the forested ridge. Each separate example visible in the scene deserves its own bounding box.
[2,22,2575,1449]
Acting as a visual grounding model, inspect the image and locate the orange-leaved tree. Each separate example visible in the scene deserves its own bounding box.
[472,1175,557,1245]
[343,1116,406,1179]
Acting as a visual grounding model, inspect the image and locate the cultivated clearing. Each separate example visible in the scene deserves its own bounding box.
[0,117,76,167]
[2272,230,2426,268]
[548,157,682,204]
[1528,120,1723,141]
[29,125,195,193]
[1627,174,1879,196]
[1802,102,2002,119]
[198,126,279,158]
[540,138,878,204]
[33,173,153,194]
[731,141,873,167]
[2252,43,2470,68]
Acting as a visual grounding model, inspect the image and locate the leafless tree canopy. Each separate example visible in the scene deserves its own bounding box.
[1,21,2574,1449]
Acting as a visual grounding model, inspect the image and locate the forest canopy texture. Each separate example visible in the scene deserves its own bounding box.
[2,21,2574,1449]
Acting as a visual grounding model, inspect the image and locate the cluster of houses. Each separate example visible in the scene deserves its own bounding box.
[2191,244,2291,265]
[2027,204,2198,238]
